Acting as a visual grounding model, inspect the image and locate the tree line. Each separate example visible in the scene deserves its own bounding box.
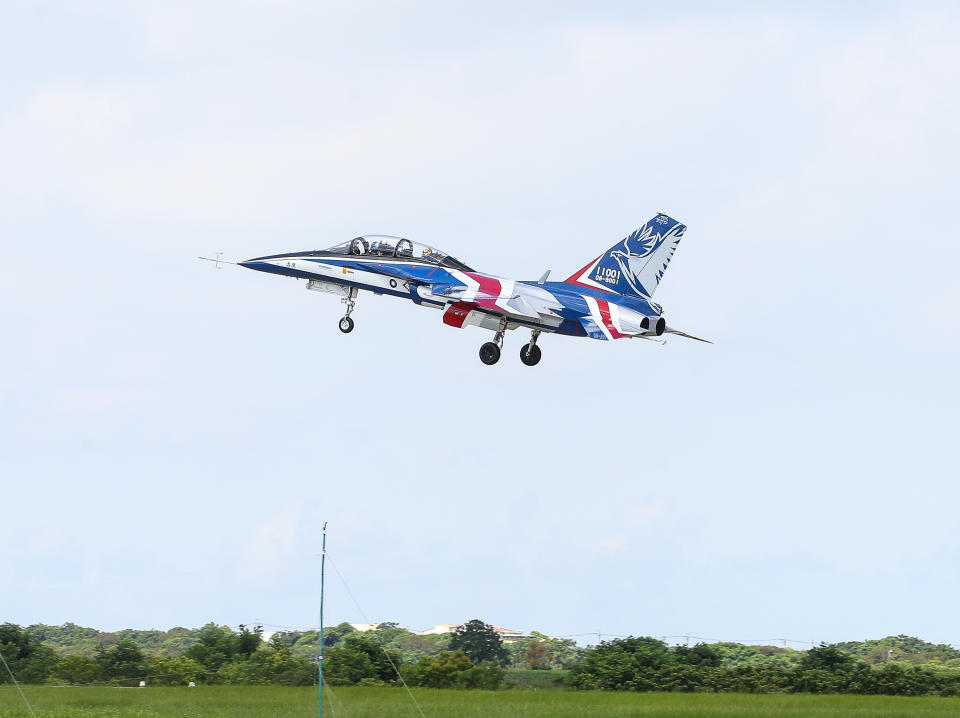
[5,621,960,697]
[0,620,528,689]
[567,637,960,696]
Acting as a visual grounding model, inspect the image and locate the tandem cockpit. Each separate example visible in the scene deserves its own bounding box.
[326,235,473,271]
[247,235,472,271]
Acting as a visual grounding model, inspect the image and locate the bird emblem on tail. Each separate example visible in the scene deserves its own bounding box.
[563,213,686,299]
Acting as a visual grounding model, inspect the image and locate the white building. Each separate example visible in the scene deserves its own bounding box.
[416,623,533,644]
[348,623,381,633]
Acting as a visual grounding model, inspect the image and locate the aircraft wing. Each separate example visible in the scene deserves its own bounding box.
[431,283,554,321]
[361,265,562,324]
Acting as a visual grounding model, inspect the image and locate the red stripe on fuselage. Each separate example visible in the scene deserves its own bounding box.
[597,300,628,339]
[465,273,504,310]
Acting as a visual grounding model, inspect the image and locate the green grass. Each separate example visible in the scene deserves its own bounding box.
[2,686,960,718]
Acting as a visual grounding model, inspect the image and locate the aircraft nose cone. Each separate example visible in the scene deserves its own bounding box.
[238,259,273,274]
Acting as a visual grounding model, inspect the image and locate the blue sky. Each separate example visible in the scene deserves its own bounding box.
[2,1,958,647]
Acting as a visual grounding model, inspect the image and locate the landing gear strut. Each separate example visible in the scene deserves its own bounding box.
[479,318,508,365]
[520,330,542,366]
[339,288,357,333]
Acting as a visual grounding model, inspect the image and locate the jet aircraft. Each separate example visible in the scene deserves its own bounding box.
[234,213,708,365]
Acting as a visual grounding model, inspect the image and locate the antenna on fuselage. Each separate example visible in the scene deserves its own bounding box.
[538,269,551,285]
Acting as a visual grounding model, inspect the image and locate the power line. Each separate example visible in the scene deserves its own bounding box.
[326,551,426,718]
[0,650,37,718]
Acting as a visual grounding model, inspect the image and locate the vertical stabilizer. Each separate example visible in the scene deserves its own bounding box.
[564,214,686,298]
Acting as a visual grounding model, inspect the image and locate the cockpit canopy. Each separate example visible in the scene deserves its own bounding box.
[326,235,472,271]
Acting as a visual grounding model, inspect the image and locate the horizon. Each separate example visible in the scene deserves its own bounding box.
[13,619,960,652]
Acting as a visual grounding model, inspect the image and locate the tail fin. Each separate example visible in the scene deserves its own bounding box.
[564,213,686,298]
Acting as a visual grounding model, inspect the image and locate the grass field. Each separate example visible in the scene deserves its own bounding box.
[3,686,960,718]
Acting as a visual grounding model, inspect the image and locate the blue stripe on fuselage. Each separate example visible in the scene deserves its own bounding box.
[536,281,662,317]
[240,259,426,302]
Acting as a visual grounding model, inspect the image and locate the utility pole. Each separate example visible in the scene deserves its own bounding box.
[319,522,327,718]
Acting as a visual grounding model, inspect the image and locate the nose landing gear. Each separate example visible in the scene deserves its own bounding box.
[339,288,358,333]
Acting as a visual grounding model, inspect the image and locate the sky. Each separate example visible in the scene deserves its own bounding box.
[1,1,959,648]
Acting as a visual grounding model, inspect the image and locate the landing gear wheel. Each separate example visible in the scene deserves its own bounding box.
[520,344,542,366]
[479,342,501,365]
[338,316,354,333]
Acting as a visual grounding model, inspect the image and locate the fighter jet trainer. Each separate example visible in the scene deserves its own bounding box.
[234,213,709,366]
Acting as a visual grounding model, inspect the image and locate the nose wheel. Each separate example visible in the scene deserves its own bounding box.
[338,288,358,334]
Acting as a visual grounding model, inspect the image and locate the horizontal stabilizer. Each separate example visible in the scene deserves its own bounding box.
[663,327,712,344]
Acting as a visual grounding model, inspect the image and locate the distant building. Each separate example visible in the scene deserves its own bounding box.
[349,623,381,633]
[491,626,532,644]
[417,623,458,636]
[416,623,532,644]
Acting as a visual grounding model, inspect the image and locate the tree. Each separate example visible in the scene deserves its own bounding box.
[185,624,240,671]
[524,640,550,669]
[96,640,147,685]
[456,661,505,690]
[801,644,857,672]
[507,632,582,670]
[236,624,263,658]
[448,620,508,667]
[674,643,721,667]
[268,634,288,653]
[0,624,58,684]
[323,634,401,686]
[323,622,356,647]
[52,655,99,685]
[403,651,474,688]
[567,637,673,690]
[148,656,204,686]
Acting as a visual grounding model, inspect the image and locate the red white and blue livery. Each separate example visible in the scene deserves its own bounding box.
[235,213,709,365]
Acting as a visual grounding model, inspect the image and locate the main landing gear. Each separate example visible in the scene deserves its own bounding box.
[520,330,542,366]
[478,317,507,365]
[338,288,358,333]
[479,342,500,365]
[479,325,543,367]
